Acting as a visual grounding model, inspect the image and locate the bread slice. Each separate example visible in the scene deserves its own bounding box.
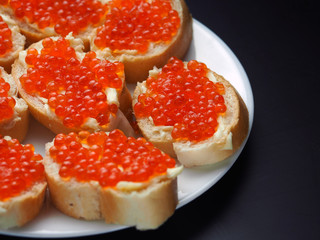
[0,13,26,73]
[11,34,134,136]
[44,150,102,220]
[0,1,108,49]
[0,136,47,229]
[0,181,47,229]
[0,67,29,142]
[89,0,193,83]
[133,62,249,167]
[43,131,183,230]
[101,177,178,230]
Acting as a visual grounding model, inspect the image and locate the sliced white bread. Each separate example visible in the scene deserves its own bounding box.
[89,0,193,83]
[101,177,178,230]
[0,66,28,142]
[44,151,102,220]
[11,34,134,136]
[43,131,183,229]
[0,181,47,229]
[133,64,249,167]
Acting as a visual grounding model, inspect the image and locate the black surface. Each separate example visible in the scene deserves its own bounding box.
[2,0,320,239]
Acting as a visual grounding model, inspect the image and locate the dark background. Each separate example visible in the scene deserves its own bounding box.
[3,0,320,239]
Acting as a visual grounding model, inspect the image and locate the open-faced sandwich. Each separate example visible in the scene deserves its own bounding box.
[0,0,108,48]
[11,34,134,136]
[0,135,47,229]
[90,0,193,83]
[44,130,183,229]
[133,57,249,167]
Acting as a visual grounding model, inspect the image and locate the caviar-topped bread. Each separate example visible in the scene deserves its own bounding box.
[0,66,28,142]
[133,57,249,167]
[0,0,108,48]
[0,136,47,229]
[11,34,134,136]
[0,13,25,72]
[90,0,193,83]
[44,130,183,230]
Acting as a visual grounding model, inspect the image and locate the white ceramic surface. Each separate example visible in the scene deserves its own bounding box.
[0,19,254,238]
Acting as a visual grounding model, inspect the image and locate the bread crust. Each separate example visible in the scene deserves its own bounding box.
[11,35,134,136]
[90,0,193,83]
[44,143,102,220]
[101,178,178,230]
[0,180,47,229]
[133,67,249,167]
[43,137,181,229]
[0,67,29,142]
[0,13,26,73]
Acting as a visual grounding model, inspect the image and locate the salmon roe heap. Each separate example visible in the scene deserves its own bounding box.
[0,0,8,6]
[0,77,15,122]
[20,37,124,128]
[0,15,12,56]
[0,136,44,201]
[49,130,176,188]
[94,0,181,53]
[8,0,108,36]
[134,57,227,142]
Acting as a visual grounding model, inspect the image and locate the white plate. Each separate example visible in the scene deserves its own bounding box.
[1,19,254,238]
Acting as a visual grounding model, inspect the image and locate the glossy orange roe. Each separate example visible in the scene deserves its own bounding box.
[0,77,15,122]
[0,136,44,201]
[0,15,13,56]
[20,37,124,128]
[49,130,176,187]
[8,0,108,36]
[0,0,8,6]
[94,0,180,53]
[134,57,227,142]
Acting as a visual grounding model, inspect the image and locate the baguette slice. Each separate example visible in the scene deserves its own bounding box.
[0,13,26,73]
[44,130,183,230]
[133,60,249,167]
[11,34,134,136]
[101,177,178,230]
[44,151,102,220]
[0,182,47,229]
[0,1,108,49]
[89,0,193,83]
[0,136,47,229]
[0,67,29,142]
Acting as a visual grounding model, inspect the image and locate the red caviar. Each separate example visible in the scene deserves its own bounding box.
[0,0,8,5]
[20,37,124,128]
[0,15,13,56]
[134,57,227,142]
[0,136,44,201]
[50,130,176,187]
[7,0,108,36]
[94,0,180,53]
[0,77,15,121]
